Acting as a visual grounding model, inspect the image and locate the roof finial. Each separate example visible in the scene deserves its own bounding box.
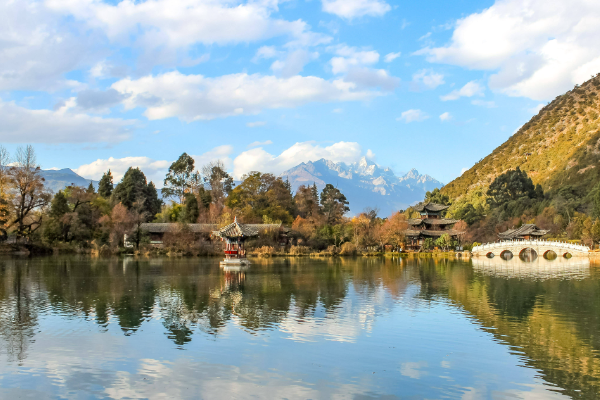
[234,215,238,223]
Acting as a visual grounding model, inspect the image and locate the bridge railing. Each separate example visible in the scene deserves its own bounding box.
[472,239,590,254]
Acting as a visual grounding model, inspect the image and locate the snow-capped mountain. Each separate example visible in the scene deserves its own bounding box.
[280,157,443,216]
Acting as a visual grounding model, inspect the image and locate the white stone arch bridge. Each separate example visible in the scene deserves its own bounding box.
[472,240,590,258]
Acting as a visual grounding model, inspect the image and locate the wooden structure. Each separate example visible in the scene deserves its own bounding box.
[212,218,259,267]
[498,224,549,241]
[405,202,461,250]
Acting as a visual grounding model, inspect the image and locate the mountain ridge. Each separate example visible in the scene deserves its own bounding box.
[281,157,443,216]
[442,73,600,204]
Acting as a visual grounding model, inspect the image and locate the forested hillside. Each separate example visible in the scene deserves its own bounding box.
[439,73,600,243]
[443,74,600,201]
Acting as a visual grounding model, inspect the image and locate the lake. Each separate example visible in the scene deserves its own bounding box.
[0,256,598,399]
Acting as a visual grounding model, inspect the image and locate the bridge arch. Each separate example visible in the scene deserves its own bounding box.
[543,250,557,260]
[500,250,513,260]
[486,252,494,258]
[563,252,572,259]
[519,247,538,262]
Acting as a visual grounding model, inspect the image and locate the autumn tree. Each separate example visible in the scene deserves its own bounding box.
[202,161,234,210]
[294,184,321,218]
[379,212,408,251]
[6,146,51,240]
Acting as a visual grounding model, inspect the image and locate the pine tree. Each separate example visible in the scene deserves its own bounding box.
[87,181,96,194]
[184,193,199,223]
[98,170,113,198]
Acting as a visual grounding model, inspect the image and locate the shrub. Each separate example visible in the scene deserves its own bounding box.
[256,246,275,257]
[289,245,309,255]
[340,242,357,255]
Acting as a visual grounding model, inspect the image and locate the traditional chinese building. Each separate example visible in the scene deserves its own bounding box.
[405,202,461,250]
[498,224,548,241]
[212,218,259,266]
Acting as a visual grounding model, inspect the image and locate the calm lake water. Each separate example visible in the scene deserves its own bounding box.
[0,256,599,399]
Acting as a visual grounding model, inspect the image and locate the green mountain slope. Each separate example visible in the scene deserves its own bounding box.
[443,74,600,202]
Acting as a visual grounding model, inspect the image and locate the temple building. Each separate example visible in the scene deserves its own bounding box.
[498,224,549,241]
[405,202,461,250]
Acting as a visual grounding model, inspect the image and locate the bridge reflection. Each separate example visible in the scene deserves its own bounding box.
[472,255,591,280]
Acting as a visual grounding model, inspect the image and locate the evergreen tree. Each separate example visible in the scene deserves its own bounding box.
[320,184,350,224]
[98,170,114,198]
[113,167,148,209]
[144,182,162,219]
[87,181,96,194]
[486,167,539,207]
[425,188,450,205]
[184,193,199,223]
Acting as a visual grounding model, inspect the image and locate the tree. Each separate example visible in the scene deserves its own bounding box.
[184,193,199,223]
[226,172,294,223]
[162,152,199,203]
[0,146,11,240]
[6,146,51,240]
[43,191,70,242]
[295,184,321,218]
[98,170,114,198]
[112,168,161,220]
[435,233,452,251]
[203,160,234,209]
[425,188,450,205]
[320,184,349,224]
[87,181,96,194]
[486,167,540,207]
[379,212,408,251]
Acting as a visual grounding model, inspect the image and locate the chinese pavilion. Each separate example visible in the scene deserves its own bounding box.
[212,217,259,267]
[405,202,461,250]
[498,224,548,241]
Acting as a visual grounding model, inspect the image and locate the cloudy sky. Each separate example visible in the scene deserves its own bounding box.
[3,0,600,184]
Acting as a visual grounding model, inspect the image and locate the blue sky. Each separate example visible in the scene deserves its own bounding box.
[2,0,600,185]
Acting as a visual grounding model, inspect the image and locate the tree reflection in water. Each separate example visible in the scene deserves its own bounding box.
[0,256,599,397]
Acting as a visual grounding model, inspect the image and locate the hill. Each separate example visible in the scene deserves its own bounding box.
[281,157,443,216]
[40,169,98,193]
[442,74,600,203]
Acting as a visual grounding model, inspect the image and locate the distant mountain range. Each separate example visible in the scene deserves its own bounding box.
[39,159,443,217]
[40,169,98,193]
[280,157,443,216]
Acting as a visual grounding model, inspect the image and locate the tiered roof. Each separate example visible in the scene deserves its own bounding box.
[405,229,462,238]
[407,218,458,226]
[413,202,450,213]
[213,218,261,239]
[498,224,549,240]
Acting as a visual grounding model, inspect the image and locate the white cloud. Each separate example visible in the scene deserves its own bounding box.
[0,99,135,144]
[271,50,319,78]
[416,0,600,100]
[366,149,376,160]
[322,0,391,19]
[248,140,273,148]
[461,167,468,174]
[46,0,327,64]
[0,0,96,91]
[471,99,497,108]
[344,68,399,91]
[439,112,452,122]
[233,141,364,178]
[440,81,484,101]
[247,121,267,128]
[252,46,279,62]
[111,71,380,121]
[384,52,401,63]
[397,109,429,123]
[332,108,343,113]
[412,69,445,89]
[75,145,233,183]
[330,46,380,74]
[75,156,170,182]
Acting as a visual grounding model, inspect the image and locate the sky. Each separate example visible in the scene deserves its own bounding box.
[3,0,600,186]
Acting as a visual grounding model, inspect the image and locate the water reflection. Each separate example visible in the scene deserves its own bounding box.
[472,254,591,280]
[0,256,598,398]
